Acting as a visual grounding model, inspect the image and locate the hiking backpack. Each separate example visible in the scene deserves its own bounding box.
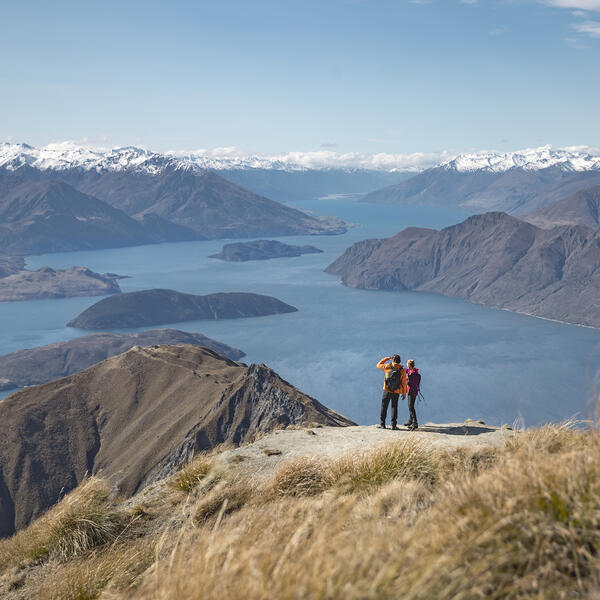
[385,368,402,391]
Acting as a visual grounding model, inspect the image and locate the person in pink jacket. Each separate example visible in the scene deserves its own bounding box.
[405,359,421,430]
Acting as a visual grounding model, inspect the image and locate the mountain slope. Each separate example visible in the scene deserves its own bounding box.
[0,344,354,536]
[523,186,600,229]
[326,212,600,327]
[0,329,245,390]
[0,175,200,254]
[362,166,600,215]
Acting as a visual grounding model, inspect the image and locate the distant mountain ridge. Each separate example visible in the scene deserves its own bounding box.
[362,146,600,215]
[440,146,600,174]
[0,145,347,241]
[2,142,598,174]
[326,211,600,328]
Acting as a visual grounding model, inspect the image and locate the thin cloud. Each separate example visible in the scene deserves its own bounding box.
[574,20,600,35]
[542,0,600,10]
[320,142,337,148]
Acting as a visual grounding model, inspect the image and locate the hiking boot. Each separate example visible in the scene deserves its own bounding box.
[408,424,419,431]
[391,425,399,431]
[403,422,412,427]
[377,424,386,429]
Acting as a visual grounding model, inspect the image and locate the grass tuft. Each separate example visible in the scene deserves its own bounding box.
[0,478,129,570]
[170,455,213,493]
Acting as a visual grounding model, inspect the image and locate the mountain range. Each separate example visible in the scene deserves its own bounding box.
[362,147,600,215]
[0,144,347,254]
[0,344,354,536]
[326,211,600,328]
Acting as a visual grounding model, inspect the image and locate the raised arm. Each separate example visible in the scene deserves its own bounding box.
[377,357,391,370]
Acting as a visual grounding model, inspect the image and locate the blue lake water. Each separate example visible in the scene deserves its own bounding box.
[2,197,599,427]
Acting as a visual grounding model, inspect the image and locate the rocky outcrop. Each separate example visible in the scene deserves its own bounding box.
[210,239,323,261]
[0,344,354,536]
[523,186,600,229]
[326,211,600,327]
[0,266,122,302]
[67,289,298,329]
[0,329,245,390]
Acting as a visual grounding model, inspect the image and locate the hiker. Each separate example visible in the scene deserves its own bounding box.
[377,355,407,430]
[405,359,421,430]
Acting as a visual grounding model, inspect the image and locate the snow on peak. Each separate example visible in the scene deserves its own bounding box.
[0,142,452,174]
[441,145,600,173]
[1,142,599,175]
[0,142,192,175]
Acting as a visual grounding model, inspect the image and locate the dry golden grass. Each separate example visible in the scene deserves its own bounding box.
[168,455,213,493]
[0,478,130,571]
[6,423,600,600]
[34,538,157,600]
[123,424,600,600]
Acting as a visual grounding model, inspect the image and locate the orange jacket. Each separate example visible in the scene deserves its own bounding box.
[377,358,407,396]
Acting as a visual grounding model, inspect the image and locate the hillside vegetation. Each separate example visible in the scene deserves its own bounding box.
[1,422,599,599]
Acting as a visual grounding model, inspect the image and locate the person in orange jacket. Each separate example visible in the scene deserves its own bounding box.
[377,354,407,430]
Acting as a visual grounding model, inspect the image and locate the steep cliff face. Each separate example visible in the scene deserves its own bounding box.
[326,212,600,327]
[0,345,354,536]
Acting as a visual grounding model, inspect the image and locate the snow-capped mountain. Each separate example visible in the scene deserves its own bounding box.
[0,141,451,174]
[441,146,600,174]
[0,142,193,175]
[2,141,599,176]
[363,146,600,215]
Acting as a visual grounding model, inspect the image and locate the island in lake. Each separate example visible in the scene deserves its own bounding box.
[209,239,323,261]
[67,288,298,329]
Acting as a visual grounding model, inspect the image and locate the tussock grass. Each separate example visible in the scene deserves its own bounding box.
[267,457,333,498]
[123,424,600,600]
[11,423,600,600]
[194,480,254,523]
[330,438,441,492]
[0,478,129,570]
[35,538,156,600]
[169,455,213,493]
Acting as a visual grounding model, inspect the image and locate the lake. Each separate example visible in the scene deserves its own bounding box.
[2,197,599,427]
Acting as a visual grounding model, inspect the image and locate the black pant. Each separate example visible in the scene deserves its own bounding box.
[408,393,418,426]
[380,391,399,426]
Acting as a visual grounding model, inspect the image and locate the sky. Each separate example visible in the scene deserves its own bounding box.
[1,0,599,157]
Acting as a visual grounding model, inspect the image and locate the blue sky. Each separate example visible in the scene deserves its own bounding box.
[1,0,599,155]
